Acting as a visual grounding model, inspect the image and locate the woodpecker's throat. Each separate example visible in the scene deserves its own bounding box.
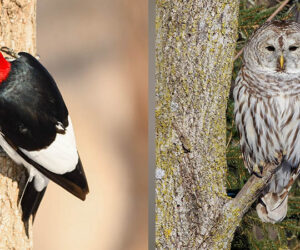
[0,53,11,83]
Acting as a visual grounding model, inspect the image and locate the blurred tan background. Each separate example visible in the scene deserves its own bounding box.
[33,1,147,249]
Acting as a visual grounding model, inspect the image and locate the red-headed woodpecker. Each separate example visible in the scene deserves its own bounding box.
[0,48,89,225]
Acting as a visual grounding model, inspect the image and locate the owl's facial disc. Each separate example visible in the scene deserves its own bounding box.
[246,31,300,74]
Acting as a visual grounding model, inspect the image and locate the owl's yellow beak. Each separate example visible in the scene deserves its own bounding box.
[279,54,284,70]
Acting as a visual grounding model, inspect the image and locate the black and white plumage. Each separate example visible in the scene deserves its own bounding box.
[234,21,300,223]
[0,51,89,224]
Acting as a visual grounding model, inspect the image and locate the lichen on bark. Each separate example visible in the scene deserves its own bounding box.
[155,0,239,248]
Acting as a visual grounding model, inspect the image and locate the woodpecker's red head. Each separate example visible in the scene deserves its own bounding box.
[0,52,11,83]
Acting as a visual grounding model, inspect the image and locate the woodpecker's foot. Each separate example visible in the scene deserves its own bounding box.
[0,46,19,59]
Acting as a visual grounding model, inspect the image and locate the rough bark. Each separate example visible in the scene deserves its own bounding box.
[154,0,279,248]
[0,0,36,248]
[155,1,239,248]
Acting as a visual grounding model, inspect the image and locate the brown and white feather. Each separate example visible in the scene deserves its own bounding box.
[234,20,300,223]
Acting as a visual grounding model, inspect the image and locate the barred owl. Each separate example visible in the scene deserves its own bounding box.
[234,20,300,223]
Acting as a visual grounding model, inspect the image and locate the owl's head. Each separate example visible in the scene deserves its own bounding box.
[244,21,300,74]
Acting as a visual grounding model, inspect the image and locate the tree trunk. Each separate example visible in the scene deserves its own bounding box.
[155,0,285,248]
[155,1,239,248]
[0,0,36,248]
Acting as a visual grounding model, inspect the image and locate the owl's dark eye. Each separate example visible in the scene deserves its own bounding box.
[289,46,298,51]
[266,46,275,51]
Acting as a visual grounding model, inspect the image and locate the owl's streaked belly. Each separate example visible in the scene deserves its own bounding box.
[268,94,300,165]
[234,83,300,169]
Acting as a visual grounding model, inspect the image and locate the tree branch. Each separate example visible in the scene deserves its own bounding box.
[209,156,282,248]
[231,157,282,217]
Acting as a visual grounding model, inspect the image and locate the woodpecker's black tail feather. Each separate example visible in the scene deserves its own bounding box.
[21,179,47,224]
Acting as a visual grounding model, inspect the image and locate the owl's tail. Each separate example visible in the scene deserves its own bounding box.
[256,190,288,223]
[256,160,299,223]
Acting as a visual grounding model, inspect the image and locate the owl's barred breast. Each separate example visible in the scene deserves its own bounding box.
[234,67,300,171]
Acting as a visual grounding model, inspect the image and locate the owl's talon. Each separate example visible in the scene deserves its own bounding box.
[258,165,263,174]
[253,164,260,173]
[252,164,263,177]
[274,156,283,166]
[273,152,284,166]
[253,171,263,178]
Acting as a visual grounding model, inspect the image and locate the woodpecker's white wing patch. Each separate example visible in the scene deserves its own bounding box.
[19,116,78,175]
[0,133,49,191]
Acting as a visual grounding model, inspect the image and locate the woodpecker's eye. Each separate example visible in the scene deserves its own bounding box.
[289,46,298,51]
[266,46,275,51]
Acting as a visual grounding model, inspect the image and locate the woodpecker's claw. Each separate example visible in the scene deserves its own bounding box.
[0,46,19,59]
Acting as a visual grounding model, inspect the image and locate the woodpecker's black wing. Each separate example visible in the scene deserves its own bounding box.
[0,52,89,200]
[0,52,68,150]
